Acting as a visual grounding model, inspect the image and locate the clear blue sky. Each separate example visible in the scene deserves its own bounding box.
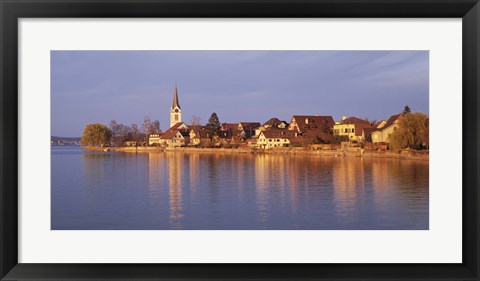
[51,51,428,137]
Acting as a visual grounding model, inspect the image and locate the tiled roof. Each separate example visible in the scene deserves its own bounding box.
[302,129,334,143]
[262,118,288,127]
[261,129,297,139]
[290,115,335,132]
[340,116,371,125]
[239,122,261,138]
[239,122,261,130]
[384,114,401,128]
[221,123,238,131]
[288,129,333,144]
[160,122,188,139]
[372,114,402,133]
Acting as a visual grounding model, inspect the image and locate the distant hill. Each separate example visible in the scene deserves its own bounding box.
[51,136,81,145]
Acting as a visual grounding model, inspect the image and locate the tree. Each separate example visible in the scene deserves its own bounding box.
[153,120,160,132]
[389,112,429,151]
[403,105,411,114]
[109,120,132,146]
[141,116,160,135]
[130,123,141,141]
[206,112,221,136]
[80,123,112,146]
[319,120,333,135]
[191,115,202,126]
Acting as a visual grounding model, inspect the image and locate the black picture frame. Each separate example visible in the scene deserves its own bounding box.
[1,0,479,280]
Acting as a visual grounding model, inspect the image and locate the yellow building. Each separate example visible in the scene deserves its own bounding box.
[148,133,162,146]
[333,116,374,142]
[371,114,402,143]
[257,130,297,149]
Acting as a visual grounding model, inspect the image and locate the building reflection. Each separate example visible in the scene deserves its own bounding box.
[332,157,366,222]
[369,158,392,212]
[254,154,289,223]
[167,152,184,229]
[188,153,200,194]
[147,152,164,200]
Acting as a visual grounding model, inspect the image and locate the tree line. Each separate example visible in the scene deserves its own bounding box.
[80,107,429,151]
[80,116,160,146]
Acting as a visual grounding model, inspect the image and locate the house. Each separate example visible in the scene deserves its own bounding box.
[257,130,297,149]
[262,117,288,129]
[189,126,211,146]
[159,122,190,147]
[333,116,375,142]
[219,123,238,139]
[220,123,238,132]
[297,129,334,145]
[148,132,163,146]
[255,118,289,136]
[288,115,335,134]
[238,122,261,139]
[371,114,402,144]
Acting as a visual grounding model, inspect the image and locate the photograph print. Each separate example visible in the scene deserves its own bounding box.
[51,50,429,230]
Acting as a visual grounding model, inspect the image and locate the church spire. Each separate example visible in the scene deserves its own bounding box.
[172,82,181,110]
[170,82,182,128]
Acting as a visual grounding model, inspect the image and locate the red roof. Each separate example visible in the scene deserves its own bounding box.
[261,129,297,139]
[220,123,238,131]
[160,122,189,140]
[374,114,402,132]
[290,115,335,132]
[340,116,371,125]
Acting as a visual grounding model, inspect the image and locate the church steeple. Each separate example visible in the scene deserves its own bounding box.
[171,82,181,110]
[170,83,182,128]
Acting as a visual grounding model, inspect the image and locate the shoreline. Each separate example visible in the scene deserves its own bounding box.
[85,146,429,161]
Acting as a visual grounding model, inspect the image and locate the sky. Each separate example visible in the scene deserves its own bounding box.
[51,51,428,137]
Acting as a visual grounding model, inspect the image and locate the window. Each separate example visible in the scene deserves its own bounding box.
[352,128,355,133]
[175,114,178,121]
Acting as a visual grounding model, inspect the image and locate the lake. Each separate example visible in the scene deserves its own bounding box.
[51,146,429,230]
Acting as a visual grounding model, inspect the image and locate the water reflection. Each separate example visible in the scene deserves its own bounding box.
[51,147,429,230]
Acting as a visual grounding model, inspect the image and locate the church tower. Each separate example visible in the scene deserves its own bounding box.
[170,83,182,128]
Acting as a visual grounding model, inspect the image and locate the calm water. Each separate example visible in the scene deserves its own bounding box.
[51,146,429,230]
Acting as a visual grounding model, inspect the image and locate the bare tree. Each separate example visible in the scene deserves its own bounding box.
[191,115,202,126]
[141,116,160,135]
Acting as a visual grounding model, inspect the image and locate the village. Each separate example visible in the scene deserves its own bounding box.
[90,84,429,159]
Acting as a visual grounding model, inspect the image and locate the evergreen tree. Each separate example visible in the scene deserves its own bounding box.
[206,112,221,137]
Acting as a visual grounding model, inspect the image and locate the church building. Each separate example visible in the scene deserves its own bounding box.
[170,83,182,128]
